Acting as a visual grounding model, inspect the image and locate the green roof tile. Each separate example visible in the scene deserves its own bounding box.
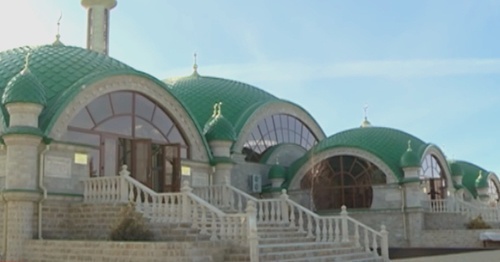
[268,164,287,180]
[286,127,430,188]
[0,45,136,131]
[454,160,489,198]
[2,68,47,106]
[167,74,278,141]
[203,114,236,142]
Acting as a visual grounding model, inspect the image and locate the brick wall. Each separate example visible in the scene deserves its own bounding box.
[23,240,230,262]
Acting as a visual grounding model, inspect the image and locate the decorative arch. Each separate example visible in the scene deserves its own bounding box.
[289,147,397,190]
[49,75,208,162]
[233,101,325,162]
[420,145,453,199]
[488,173,500,205]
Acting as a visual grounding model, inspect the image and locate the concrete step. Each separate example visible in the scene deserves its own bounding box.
[258,231,309,239]
[269,252,382,262]
[259,246,365,261]
[258,241,353,253]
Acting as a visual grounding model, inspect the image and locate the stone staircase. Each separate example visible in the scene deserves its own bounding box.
[224,223,384,262]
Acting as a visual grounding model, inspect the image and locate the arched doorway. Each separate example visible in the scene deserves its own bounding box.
[420,155,447,199]
[300,155,387,210]
[61,91,189,192]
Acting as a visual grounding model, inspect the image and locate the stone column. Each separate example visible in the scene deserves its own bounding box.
[402,167,424,208]
[81,0,117,55]
[209,140,234,185]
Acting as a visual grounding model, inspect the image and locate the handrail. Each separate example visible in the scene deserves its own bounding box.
[423,198,500,222]
[82,167,252,246]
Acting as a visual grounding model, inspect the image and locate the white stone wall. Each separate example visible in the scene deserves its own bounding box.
[5,201,35,260]
[231,161,270,194]
[5,142,39,190]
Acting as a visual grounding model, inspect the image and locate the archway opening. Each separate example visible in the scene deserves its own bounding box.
[242,114,318,162]
[300,155,387,210]
[420,155,447,199]
[61,91,189,192]
[488,177,500,206]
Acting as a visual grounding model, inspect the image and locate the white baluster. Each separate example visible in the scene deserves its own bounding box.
[298,210,305,233]
[200,207,208,235]
[328,219,334,242]
[307,214,313,238]
[315,217,320,242]
[372,232,378,255]
[335,218,340,243]
[210,211,218,241]
[341,205,349,243]
[289,205,296,228]
[354,224,360,247]
[258,202,264,223]
[364,228,370,252]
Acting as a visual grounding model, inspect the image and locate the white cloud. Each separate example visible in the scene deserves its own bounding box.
[160,58,500,83]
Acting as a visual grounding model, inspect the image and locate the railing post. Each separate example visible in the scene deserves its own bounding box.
[280,189,289,224]
[224,176,231,208]
[341,205,349,243]
[181,180,192,223]
[119,165,130,203]
[246,200,259,262]
[380,225,389,261]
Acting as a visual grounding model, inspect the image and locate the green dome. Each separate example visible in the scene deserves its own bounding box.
[454,161,489,197]
[287,127,433,187]
[0,45,144,132]
[269,164,287,180]
[203,110,236,142]
[400,141,421,168]
[449,161,464,177]
[2,68,47,106]
[167,74,278,140]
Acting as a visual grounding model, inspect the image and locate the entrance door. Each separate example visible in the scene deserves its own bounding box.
[132,139,152,188]
[163,144,181,192]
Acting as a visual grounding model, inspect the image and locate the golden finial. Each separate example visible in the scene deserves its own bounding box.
[407,140,412,152]
[363,104,369,120]
[193,53,198,73]
[360,104,372,128]
[212,102,218,117]
[53,12,64,45]
[21,52,31,74]
[217,102,222,117]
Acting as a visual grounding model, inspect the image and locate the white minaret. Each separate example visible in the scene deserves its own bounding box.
[81,0,117,55]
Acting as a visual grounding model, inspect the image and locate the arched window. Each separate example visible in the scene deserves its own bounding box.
[242,114,318,162]
[300,155,386,210]
[61,91,188,192]
[420,155,447,199]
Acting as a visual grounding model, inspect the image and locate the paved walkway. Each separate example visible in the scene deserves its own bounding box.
[394,249,500,261]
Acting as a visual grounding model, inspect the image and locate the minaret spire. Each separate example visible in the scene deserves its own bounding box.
[360,104,372,128]
[53,12,64,46]
[81,0,117,55]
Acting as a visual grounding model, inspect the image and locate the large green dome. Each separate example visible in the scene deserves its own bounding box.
[0,44,140,133]
[166,73,279,139]
[287,127,434,186]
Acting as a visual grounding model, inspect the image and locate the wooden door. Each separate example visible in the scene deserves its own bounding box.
[163,144,181,192]
[132,139,152,188]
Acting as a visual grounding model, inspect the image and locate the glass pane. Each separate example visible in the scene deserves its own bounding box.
[135,94,155,121]
[167,127,186,145]
[135,117,167,142]
[87,94,113,124]
[152,109,174,136]
[69,109,94,129]
[111,92,132,115]
[61,130,100,146]
[95,116,132,137]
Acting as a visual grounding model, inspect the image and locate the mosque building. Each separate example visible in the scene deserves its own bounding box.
[0,0,499,261]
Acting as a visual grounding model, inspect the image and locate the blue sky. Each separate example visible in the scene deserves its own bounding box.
[1,0,500,172]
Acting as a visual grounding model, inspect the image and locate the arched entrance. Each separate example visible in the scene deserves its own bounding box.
[420,155,447,199]
[61,91,189,192]
[300,155,387,210]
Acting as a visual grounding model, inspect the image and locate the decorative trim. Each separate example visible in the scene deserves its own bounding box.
[48,75,208,161]
[288,147,397,190]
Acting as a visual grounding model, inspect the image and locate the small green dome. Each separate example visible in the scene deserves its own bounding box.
[2,68,46,106]
[475,171,489,189]
[268,164,287,180]
[203,102,236,142]
[400,140,420,168]
[449,162,464,177]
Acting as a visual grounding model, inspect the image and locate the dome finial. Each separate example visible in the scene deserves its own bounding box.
[21,52,31,74]
[212,101,222,117]
[360,104,372,128]
[407,140,413,152]
[53,12,64,46]
[192,52,199,75]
